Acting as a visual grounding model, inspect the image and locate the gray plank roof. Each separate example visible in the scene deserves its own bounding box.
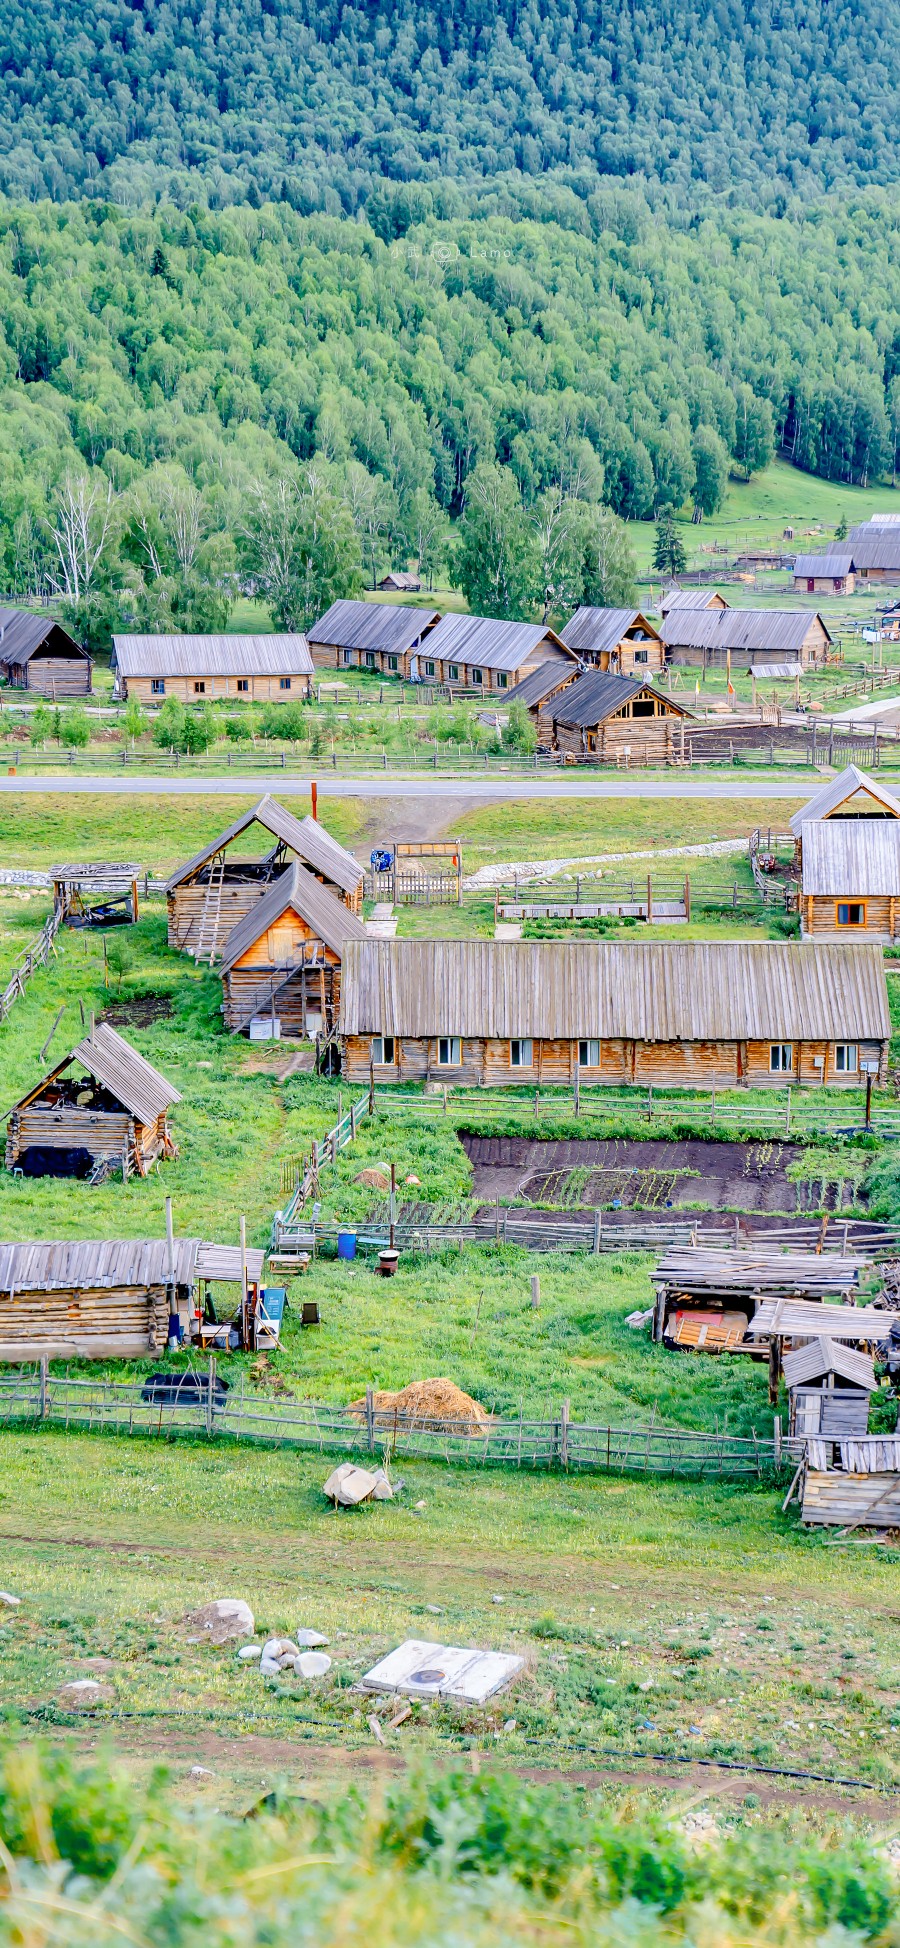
[504,661,584,708]
[792,553,855,577]
[550,673,691,728]
[218,858,367,972]
[9,1022,180,1126]
[308,600,440,654]
[340,940,890,1042]
[839,533,900,570]
[112,635,314,677]
[659,588,726,614]
[165,795,363,897]
[661,609,831,653]
[423,613,573,672]
[559,608,660,656]
[789,764,900,835]
[782,1338,876,1391]
[0,608,90,665]
[801,821,900,896]
[0,1238,264,1293]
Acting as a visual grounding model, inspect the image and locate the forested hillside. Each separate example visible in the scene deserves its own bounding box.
[1,0,899,209]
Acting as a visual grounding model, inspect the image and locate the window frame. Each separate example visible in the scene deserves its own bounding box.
[387,655,398,672]
[835,1042,858,1074]
[470,667,483,684]
[578,1038,601,1068]
[279,676,292,691]
[437,1036,462,1067]
[448,664,459,681]
[496,671,508,689]
[151,678,165,695]
[769,1042,794,1074]
[424,659,436,677]
[371,1035,396,1066]
[193,680,206,694]
[509,1037,533,1068]
[236,678,249,693]
[633,647,649,664]
[836,900,866,928]
[364,651,376,670]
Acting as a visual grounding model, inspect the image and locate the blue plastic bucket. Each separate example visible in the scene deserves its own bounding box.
[337,1231,357,1261]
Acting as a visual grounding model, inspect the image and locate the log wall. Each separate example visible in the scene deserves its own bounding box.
[222,951,341,1034]
[341,1033,886,1088]
[802,894,898,942]
[6,1107,170,1170]
[122,674,311,704]
[21,657,92,696]
[0,1283,169,1359]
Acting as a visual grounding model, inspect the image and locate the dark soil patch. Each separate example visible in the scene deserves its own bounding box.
[101,995,174,1027]
[461,1135,861,1215]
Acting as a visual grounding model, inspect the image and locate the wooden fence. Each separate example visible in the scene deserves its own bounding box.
[749,829,799,911]
[303,1211,900,1259]
[275,1091,372,1216]
[0,1369,796,1479]
[0,907,61,1022]
[370,1083,900,1141]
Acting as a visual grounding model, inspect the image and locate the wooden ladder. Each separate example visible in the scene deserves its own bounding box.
[195,852,225,964]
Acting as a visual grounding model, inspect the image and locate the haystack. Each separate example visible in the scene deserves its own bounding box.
[355,1167,391,1191]
[348,1377,489,1435]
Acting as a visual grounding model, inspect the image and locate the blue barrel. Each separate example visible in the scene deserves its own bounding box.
[337,1231,357,1260]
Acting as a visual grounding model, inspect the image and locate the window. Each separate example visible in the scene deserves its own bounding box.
[437,1037,462,1066]
[387,655,398,671]
[578,1039,601,1067]
[633,648,649,664]
[364,652,376,670]
[510,1038,533,1067]
[496,672,508,689]
[836,902,865,927]
[279,677,291,691]
[770,1043,793,1073]
[835,1043,858,1073]
[151,678,165,695]
[448,664,459,681]
[632,698,655,716]
[371,1036,395,1065]
[237,679,249,693]
[471,668,483,684]
[194,681,206,694]
[424,659,435,677]
[340,649,353,666]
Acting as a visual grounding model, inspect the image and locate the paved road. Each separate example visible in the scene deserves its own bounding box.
[0,773,812,800]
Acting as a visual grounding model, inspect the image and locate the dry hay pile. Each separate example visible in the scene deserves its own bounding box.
[354,1166,391,1191]
[348,1376,490,1435]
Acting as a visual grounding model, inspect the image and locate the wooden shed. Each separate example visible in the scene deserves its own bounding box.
[0,609,92,696]
[559,608,665,676]
[659,587,728,618]
[111,634,315,705]
[219,859,367,1037]
[544,672,693,762]
[784,1337,875,1441]
[166,794,364,960]
[339,939,890,1091]
[651,1247,870,1348]
[5,1024,180,1180]
[502,661,585,750]
[307,600,440,677]
[789,764,900,839]
[0,1237,264,1359]
[791,552,856,595]
[799,821,900,942]
[661,608,831,670]
[414,614,580,693]
[844,524,900,584]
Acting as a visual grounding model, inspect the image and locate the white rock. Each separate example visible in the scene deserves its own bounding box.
[60,1679,102,1700]
[296,1652,332,1679]
[0,1593,21,1608]
[296,1629,330,1647]
[260,1659,281,1677]
[188,1599,255,1643]
[237,1645,263,1660]
[190,1765,212,1779]
[491,1594,504,1604]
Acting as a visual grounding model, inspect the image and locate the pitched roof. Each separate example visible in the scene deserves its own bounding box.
[783,1337,876,1390]
[661,609,831,653]
[792,554,855,577]
[423,613,573,672]
[0,1238,265,1292]
[8,1022,181,1126]
[112,634,314,677]
[165,795,363,897]
[659,588,727,614]
[218,859,367,972]
[789,765,900,835]
[550,672,692,728]
[841,533,900,570]
[504,660,584,708]
[559,608,660,656]
[801,820,900,896]
[340,940,890,1042]
[308,600,439,653]
[0,608,90,665]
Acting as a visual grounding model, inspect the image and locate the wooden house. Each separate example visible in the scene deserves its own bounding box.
[5,1024,180,1180]
[414,614,580,693]
[166,794,364,959]
[661,608,831,670]
[502,660,585,750]
[0,1236,264,1360]
[378,571,421,592]
[791,552,856,595]
[307,599,440,677]
[784,1338,875,1441]
[218,859,367,1037]
[658,588,728,618]
[542,672,693,762]
[799,821,900,941]
[339,939,890,1090]
[845,523,900,584]
[111,634,315,704]
[0,609,92,696]
[789,764,900,839]
[559,608,665,675]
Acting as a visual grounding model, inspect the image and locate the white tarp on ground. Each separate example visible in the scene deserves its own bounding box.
[361,1638,524,1703]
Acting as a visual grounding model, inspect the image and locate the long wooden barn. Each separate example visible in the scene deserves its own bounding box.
[166,795,364,960]
[0,609,93,696]
[307,600,440,677]
[339,940,890,1089]
[789,764,900,838]
[414,614,579,692]
[0,1238,265,1359]
[5,1024,180,1179]
[661,608,831,670]
[111,634,315,704]
[219,860,367,1037]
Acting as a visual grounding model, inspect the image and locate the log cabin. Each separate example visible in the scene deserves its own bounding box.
[5,1023,180,1180]
[0,609,92,695]
[542,671,694,762]
[502,660,586,750]
[111,633,315,704]
[789,764,900,839]
[307,599,440,677]
[166,794,364,959]
[661,608,831,670]
[658,587,728,618]
[0,1237,265,1360]
[799,821,900,941]
[558,608,666,675]
[846,523,900,584]
[784,1339,875,1442]
[218,859,368,1037]
[791,553,856,595]
[414,614,580,693]
[339,939,890,1089]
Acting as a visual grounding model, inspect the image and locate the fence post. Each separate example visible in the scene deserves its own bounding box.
[785,1086,792,1136]
[592,1209,602,1253]
[530,1274,540,1310]
[773,1415,782,1466]
[206,1356,216,1438]
[573,1063,580,1116]
[560,1399,569,1470]
[366,1383,375,1452]
[39,1356,48,1421]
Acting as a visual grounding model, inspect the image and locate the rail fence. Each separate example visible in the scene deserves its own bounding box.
[0,1369,796,1479]
[303,1210,900,1258]
[0,907,61,1022]
[275,1091,372,1218]
[364,1084,900,1141]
